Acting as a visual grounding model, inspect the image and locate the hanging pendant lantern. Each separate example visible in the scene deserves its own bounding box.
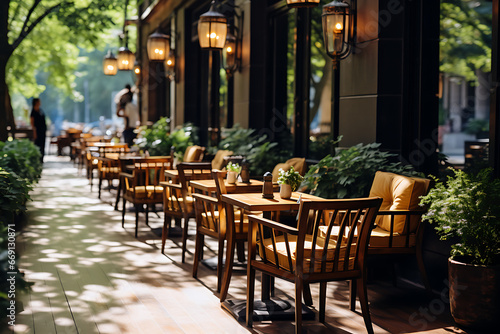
[117,46,135,71]
[133,60,141,75]
[322,1,351,59]
[224,31,237,71]
[147,29,170,61]
[198,1,227,50]
[103,50,118,75]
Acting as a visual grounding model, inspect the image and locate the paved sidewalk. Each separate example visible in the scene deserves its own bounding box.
[5,156,247,334]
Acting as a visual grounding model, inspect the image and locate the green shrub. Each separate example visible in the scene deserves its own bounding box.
[219,126,291,176]
[136,120,199,160]
[0,139,42,183]
[0,168,32,226]
[420,168,500,266]
[301,141,419,199]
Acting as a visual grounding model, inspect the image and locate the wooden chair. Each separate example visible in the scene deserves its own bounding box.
[97,148,130,199]
[314,171,432,309]
[351,171,432,303]
[192,170,260,292]
[84,141,120,189]
[121,158,172,237]
[246,197,382,334]
[161,162,212,262]
[192,189,228,292]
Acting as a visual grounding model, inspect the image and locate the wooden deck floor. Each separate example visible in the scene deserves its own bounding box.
[2,156,480,334]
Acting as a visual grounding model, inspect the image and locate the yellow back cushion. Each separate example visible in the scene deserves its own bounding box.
[271,158,307,183]
[369,171,430,234]
[286,157,307,176]
[184,145,203,162]
[272,163,291,182]
[212,150,233,170]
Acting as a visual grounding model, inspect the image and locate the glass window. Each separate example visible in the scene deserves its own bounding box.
[439,0,491,173]
[267,7,296,144]
[309,5,333,160]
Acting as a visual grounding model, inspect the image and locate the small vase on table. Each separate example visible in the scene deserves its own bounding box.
[280,184,292,199]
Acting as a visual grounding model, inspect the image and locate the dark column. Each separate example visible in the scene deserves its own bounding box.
[227,75,234,128]
[399,0,439,175]
[490,0,500,177]
[248,0,268,131]
[294,8,311,157]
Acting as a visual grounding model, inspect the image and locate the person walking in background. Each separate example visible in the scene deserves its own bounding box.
[30,98,47,162]
[116,84,139,147]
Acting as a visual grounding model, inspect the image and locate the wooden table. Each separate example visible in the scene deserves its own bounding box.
[189,179,265,195]
[220,192,325,321]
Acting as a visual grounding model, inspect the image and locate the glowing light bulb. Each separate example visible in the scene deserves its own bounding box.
[334,22,343,33]
[167,60,172,66]
[107,65,114,70]
[210,32,216,38]
[227,46,232,53]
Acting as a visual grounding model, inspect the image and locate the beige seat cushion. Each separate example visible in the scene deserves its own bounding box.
[166,195,194,212]
[212,150,233,170]
[258,234,355,272]
[127,185,163,200]
[100,166,120,174]
[369,171,430,234]
[200,209,242,231]
[318,225,416,248]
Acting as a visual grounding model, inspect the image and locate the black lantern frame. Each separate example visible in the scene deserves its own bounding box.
[198,0,228,50]
[286,0,321,9]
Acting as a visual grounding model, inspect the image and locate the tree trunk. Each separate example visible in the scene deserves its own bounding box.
[0,0,12,142]
[0,50,13,142]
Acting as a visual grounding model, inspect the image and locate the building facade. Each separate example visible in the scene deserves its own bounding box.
[138,0,439,173]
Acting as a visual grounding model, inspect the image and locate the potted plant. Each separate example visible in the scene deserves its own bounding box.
[226,162,241,184]
[277,166,303,199]
[420,168,500,330]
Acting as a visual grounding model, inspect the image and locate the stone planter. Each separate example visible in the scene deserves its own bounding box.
[280,184,292,199]
[449,257,500,330]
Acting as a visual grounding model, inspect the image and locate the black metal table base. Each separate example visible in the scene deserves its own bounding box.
[221,298,315,322]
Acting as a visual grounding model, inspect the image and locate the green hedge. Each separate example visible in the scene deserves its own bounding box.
[0,139,40,322]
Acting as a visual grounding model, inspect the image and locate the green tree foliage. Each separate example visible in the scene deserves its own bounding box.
[440,0,492,81]
[0,0,136,140]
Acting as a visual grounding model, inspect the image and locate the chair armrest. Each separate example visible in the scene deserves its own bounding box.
[377,209,427,216]
[192,193,219,205]
[161,182,182,190]
[248,214,299,235]
[120,172,134,180]
[179,162,212,168]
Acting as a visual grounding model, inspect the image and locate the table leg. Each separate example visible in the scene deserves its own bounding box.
[220,202,236,302]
